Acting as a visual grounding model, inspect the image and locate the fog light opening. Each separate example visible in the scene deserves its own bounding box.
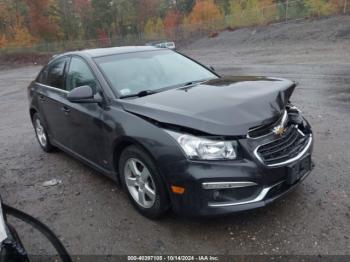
[213,190,220,200]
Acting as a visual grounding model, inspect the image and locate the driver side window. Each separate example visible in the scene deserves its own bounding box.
[66,57,97,92]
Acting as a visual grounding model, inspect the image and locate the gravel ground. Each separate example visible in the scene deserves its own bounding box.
[0,16,350,258]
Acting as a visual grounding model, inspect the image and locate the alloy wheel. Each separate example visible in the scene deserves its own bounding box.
[35,118,47,147]
[124,158,156,208]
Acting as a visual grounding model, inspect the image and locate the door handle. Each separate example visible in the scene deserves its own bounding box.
[61,106,71,114]
[39,95,46,101]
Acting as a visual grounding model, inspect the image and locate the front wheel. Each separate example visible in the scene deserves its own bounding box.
[119,145,170,219]
[32,113,54,152]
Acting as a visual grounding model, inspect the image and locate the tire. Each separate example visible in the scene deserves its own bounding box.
[32,113,54,153]
[119,145,170,219]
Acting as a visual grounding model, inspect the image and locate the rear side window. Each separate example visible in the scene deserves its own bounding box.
[66,57,97,92]
[37,67,48,84]
[46,58,67,90]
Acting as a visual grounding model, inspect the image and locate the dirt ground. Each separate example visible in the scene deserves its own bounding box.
[0,16,350,258]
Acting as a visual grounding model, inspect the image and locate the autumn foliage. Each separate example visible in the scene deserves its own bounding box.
[188,0,222,27]
[25,0,60,41]
[0,0,346,49]
[163,9,181,37]
[12,24,37,47]
[0,34,7,48]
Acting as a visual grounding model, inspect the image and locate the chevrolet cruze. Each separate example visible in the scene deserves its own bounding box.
[27,46,314,218]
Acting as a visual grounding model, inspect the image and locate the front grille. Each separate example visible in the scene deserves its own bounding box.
[256,126,310,166]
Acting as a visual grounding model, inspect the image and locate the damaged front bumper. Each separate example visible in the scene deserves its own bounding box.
[160,112,314,217]
[162,157,314,217]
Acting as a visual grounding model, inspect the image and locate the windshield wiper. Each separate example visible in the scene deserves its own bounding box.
[120,79,213,98]
[120,90,157,99]
[179,79,211,90]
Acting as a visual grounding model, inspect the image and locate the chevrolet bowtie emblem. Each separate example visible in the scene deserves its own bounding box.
[273,125,286,136]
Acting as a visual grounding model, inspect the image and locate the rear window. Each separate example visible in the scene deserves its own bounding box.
[36,67,48,84]
[47,59,67,90]
[37,57,68,90]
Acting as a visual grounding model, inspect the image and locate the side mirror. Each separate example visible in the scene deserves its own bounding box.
[67,85,102,103]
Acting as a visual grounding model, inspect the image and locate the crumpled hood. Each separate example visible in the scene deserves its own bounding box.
[119,76,296,136]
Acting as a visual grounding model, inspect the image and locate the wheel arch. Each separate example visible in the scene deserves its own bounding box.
[29,107,38,121]
[112,136,172,199]
[113,136,156,178]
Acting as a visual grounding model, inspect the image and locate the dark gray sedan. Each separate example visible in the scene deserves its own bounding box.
[27,46,314,218]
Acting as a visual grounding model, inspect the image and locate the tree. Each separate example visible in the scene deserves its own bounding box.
[155,16,164,34]
[144,18,155,38]
[188,0,222,29]
[11,23,37,47]
[0,0,28,37]
[228,0,275,27]
[215,0,231,15]
[91,0,114,39]
[56,0,80,41]
[144,16,164,39]
[245,0,264,24]
[0,34,7,48]
[25,0,61,42]
[111,0,139,37]
[304,0,337,16]
[164,9,181,28]
[175,0,196,14]
[137,0,159,28]
[228,0,244,26]
[96,28,109,47]
[74,0,93,39]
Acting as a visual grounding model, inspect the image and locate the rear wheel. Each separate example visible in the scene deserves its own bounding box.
[32,113,54,152]
[119,145,170,219]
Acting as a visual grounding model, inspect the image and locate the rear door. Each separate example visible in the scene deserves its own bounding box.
[36,57,73,148]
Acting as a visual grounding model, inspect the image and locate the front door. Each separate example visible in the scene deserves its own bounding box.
[64,56,109,168]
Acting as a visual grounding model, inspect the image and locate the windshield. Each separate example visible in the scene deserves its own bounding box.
[94,50,218,97]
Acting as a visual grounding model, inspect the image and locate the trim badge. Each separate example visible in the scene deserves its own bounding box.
[273,125,286,136]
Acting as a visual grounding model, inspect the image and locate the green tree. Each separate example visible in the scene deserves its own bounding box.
[215,0,231,15]
[49,0,80,41]
[304,0,336,16]
[11,22,37,47]
[144,16,164,39]
[175,0,195,14]
[112,0,139,36]
[228,0,275,27]
[144,18,155,37]
[91,0,115,38]
[0,0,28,38]
[74,0,94,40]
[228,0,244,26]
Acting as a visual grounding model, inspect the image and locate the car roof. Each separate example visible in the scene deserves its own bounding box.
[62,46,162,59]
